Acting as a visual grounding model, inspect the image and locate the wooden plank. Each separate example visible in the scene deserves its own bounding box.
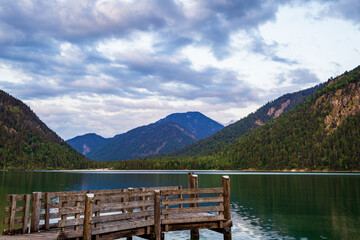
[5,206,24,213]
[3,216,24,225]
[162,215,224,225]
[44,193,50,231]
[161,205,224,215]
[92,219,154,235]
[59,205,84,215]
[160,187,223,196]
[9,195,17,233]
[167,221,221,232]
[83,194,94,240]
[222,176,231,221]
[6,194,27,202]
[22,194,31,234]
[161,196,223,206]
[93,200,154,212]
[97,227,148,240]
[30,192,42,233]
[154,190,161,240]
[93,210,154,224]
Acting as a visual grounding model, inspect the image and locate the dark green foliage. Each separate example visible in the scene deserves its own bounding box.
[113,65,360,171]
[165,85,320,157]
[86,122,198,161]
[0,90,93,170]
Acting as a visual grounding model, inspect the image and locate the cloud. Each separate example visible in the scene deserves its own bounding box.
[277,68,320,85]
[1,0,360,139]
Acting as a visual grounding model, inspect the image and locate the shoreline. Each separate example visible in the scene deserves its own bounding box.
[2,168,360,173]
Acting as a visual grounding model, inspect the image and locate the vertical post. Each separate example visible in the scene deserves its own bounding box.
[190,174,199,240]
[45,193,51,231]
[83,194,94,240]
[8,195,16,234]
[187,172,194,189]
[30,192,42,233]
[154,190,161,240]
[22,194,31,234]
[222,176,232,240]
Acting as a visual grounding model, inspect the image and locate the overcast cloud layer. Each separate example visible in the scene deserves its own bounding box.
[1,0,360,139]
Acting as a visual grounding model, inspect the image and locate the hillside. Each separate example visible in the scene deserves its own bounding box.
[0,90,92,169]
[86,122,197,161]
[67,133,111,155]
[156,111,224,139]
[217,66,360,170]
[165,85,320,157]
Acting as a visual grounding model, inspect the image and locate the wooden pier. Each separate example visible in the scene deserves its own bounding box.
[1,173,232,239]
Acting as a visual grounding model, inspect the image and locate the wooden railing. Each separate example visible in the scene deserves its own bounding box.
[2,174,232,240]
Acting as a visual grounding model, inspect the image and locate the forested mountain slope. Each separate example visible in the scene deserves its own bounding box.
[0,90,91,169]
[67,133,111,155]
[218,66,360,170]
[165,85,320,157]
[156,111,224,139]
[86,122,197,161]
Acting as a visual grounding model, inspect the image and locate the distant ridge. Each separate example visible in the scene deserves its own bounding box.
[0,90,91,169]
[83,111,223,161]
[156,111,224,139]
[86,122,197,161]
[67,133,111,155]
[165,85,320,157]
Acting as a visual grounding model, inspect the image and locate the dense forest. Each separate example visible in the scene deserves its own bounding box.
[113,66,360,171]
[0,90,95,170]
[161,85,320,158]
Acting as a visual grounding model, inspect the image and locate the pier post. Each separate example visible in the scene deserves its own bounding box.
[83,194,94,240]
[30,192,42,233]
[189,173,200,240]
[154,190,162,240]
[222,176,231,240]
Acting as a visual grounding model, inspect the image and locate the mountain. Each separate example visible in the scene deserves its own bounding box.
[165,85,320,157]
[156,111,224,139]
[0,90,91,170]
[86,122,197,161]
[67,133,111,155]
[216,66,360,170]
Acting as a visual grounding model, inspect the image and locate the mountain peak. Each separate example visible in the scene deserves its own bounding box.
[157,111,224,139]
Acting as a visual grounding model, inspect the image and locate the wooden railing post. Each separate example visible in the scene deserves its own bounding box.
[30,192,42,233]
[23,194,31,234]
[222,176,232,240]
[154,190,161,240]
[8,194,16,234]
[83,194,94,240]
[190,174,199,240]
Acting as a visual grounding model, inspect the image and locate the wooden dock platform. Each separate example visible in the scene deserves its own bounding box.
[1,173,232,239]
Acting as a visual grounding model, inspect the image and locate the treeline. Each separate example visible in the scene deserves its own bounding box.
[162,84,320,158]
[112,66,360,171]
[0,90,94,170]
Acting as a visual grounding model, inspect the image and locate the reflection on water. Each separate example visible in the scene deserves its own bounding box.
[1,171,360,239]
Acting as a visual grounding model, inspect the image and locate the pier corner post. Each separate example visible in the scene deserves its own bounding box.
[30,192,42,233]
[222,176,232,240]
[154,190,162,240]
[190,174,200,240]
[83,193,94,240]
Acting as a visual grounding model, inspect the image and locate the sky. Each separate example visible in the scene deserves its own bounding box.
[1,0,360,140]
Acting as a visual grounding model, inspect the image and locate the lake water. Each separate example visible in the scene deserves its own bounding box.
[1,170,359,239]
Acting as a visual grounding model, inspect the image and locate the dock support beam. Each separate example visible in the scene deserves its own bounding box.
[30,192,42,233]
[222,176,231,240]
[83,194,94,240]
[188,172,200,240]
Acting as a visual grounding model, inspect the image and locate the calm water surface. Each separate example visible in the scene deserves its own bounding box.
[0,170,359,239]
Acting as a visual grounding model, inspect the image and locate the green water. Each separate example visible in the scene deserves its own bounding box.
[1,170,359,239]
